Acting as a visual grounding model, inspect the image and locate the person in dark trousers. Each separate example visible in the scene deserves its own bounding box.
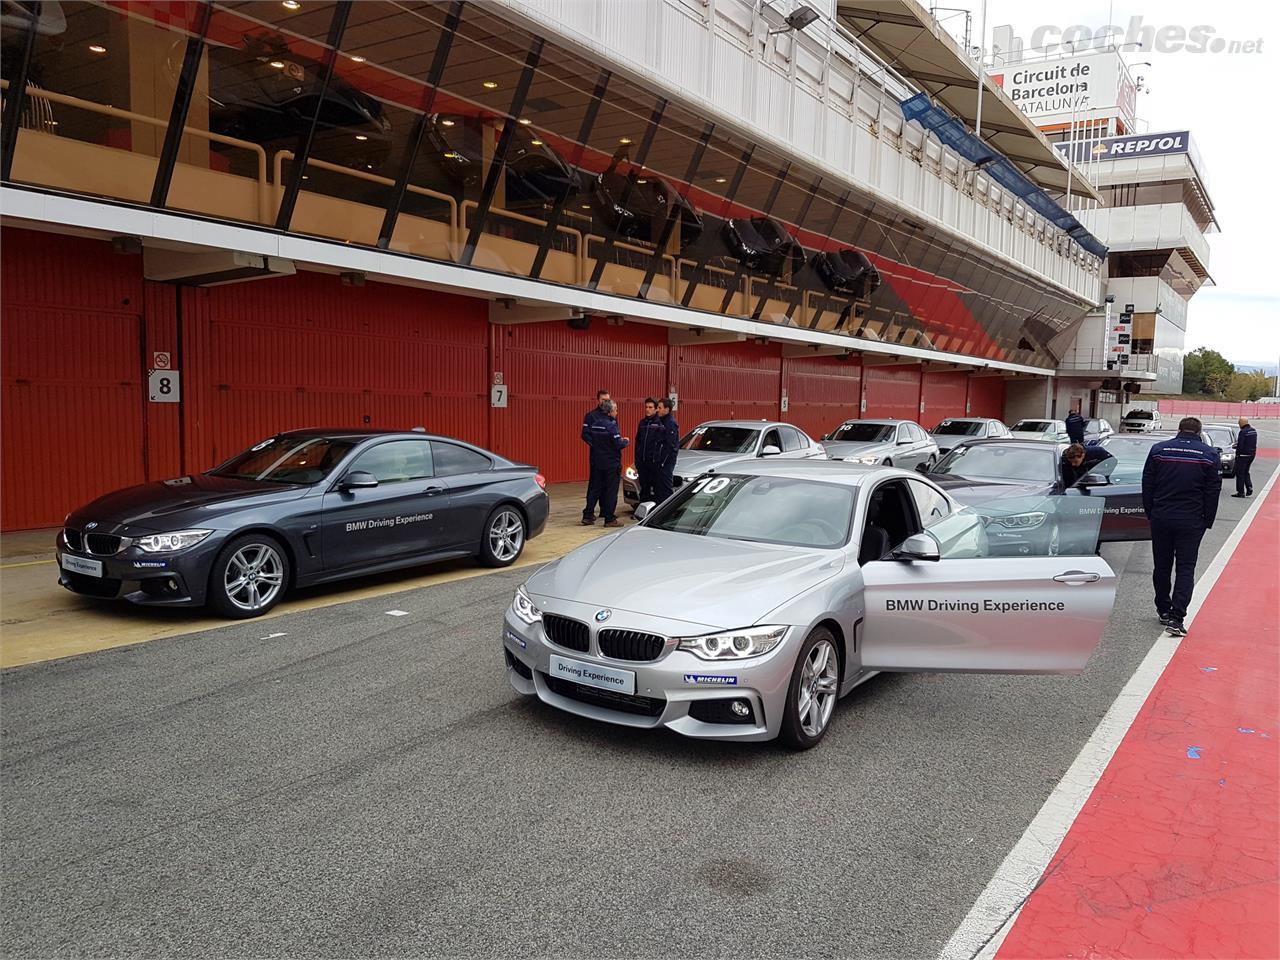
[1065,408,1086,445]
[1232,416,1258,497]
[582,399,629,526]
[633,397,661,504]
[653,397,680,503]
[1142,416,1222,636]
[1059,442,1115,488]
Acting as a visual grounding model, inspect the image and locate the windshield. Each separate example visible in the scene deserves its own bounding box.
[932,444,1057,483]
[828,423,893,443]
[1086,420,1105,432]
[679,426,758,454]
[210,436,356,484]
[1124,410,1153,420]
[933,420,983,437]
[1011,420,1052,433]
[649,475,854,548]
[1099,434,1169,482]
[1204,427,1233,447]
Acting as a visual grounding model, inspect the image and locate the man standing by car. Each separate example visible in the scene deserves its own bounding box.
[634,397,661,504]
[582,400,629,526]
[1232,416,1258,497]
[1142,417,1222,636]
[1065,407,1086,445]
[654,397,680,503]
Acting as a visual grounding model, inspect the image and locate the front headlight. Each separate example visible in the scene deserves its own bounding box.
[511,586,541,625]
[987,511,1047,529]
[135,529,213,553]
[625,466,639,481]
[677,625,787,660]
[856,455,881,465]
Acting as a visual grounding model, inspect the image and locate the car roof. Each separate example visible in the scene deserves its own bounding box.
[276,428,445,441]
[936,416,990,422]
[695,419,793,430]
[945,438,1063,450]
[707,457,915,487]
[835,418,909,426]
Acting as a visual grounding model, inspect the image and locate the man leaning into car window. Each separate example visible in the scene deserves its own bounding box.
[1059,442,1114,488]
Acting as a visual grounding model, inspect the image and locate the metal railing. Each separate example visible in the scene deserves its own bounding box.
[1058,350,1160,374]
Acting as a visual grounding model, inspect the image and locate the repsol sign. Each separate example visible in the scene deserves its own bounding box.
[1056,132,1190,165]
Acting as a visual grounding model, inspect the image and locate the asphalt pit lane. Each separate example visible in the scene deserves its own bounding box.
[693,858,773,896]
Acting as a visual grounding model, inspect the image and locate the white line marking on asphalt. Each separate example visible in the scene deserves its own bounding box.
[259,632,287,640]
[941,463,1280,960]
[385,610,410,617]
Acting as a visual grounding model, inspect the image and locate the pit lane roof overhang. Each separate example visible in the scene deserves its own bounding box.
[835,0,1102,203]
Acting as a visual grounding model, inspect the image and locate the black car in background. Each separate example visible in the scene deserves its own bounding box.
[722,216,806,275]
[927,438,1148,555]
[57,430,549,618]
[590,171,704,251]
[811,248,882,299]
[1202,424,1239,477]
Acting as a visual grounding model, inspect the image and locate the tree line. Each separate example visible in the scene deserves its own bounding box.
[1181,348,1276,401]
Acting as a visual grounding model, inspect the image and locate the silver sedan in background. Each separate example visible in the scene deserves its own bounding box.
[821,419,939,472]
[930,417,1011,455]
[503,460,1116,749]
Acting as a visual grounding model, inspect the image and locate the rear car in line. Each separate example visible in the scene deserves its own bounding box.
[57,429,549,618]
[503,460,1115,748]
[821,419,939,471]
[623,419,824,506]
[930,417,1011,455]
[1008,418,1069,442]
[1202,423,1239,477]
[1120,409,1163,434]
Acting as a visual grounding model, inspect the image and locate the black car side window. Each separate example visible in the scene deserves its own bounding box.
[432,442,492,477]
[349,441,434,484]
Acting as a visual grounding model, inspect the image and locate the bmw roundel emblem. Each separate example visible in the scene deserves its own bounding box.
[594,609,612,623]
[84,521,98,530]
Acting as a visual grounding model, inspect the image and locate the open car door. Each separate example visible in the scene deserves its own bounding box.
[859,500,1116,674]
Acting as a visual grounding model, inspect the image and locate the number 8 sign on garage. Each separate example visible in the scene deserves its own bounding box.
[148,369,180,403]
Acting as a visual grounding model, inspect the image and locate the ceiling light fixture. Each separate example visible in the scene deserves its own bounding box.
[269,60,285,69]
[715,177,727,184]
[88,44,107,54]
[619,137,632,144]
[350,55,366,63]
[282,0,301,10]
[530,139,544,146]
[441,118,455,127]
[482,80,499,90]
[517,117,532,125]
[355,134,368,141]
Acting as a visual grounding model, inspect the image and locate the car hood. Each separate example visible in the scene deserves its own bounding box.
[525,527,845,631]
[931,476,1053,505]
[66,474,310,533]
[932,435,978,452]
[673,449,754,478]
[1009,431,1054,441]
[822,440,894,460]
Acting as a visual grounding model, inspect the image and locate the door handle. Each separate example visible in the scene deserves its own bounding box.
[1053,570,1100,585]
[423,485,446,496]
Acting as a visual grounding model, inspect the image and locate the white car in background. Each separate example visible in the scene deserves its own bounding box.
[930,417,1012,455]
[1009,419,1069,442]
[1120,410,1163,433]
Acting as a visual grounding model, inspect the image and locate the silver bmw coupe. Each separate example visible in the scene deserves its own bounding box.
[502,460,1116,749]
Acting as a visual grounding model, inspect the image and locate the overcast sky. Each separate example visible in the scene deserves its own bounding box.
[954,1,1279,370]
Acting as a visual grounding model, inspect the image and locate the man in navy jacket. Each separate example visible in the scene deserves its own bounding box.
[653,397,680,503]
[1232,416,1258,497]
[1065,409,1086,445]
[1141,417,1222,636]
[633,398,661,504]
[582,398,629,526]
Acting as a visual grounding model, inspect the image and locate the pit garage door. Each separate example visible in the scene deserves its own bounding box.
[1,231,146,530]
[967,376,1007,420]
[672,341,780,429]
[783,355,861,441]
[200,274,489,466]
[494,322,668,482]
[920,370,969,429]
[862,365,923,420]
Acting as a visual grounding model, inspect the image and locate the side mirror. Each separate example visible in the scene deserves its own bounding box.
[339,470,379,491]
[634,500,656,521]
[1077,472,1110,487]
[760,445,782,456]
[891,533,940,562]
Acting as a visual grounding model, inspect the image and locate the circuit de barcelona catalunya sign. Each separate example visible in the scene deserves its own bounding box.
[1055,131,1190,165]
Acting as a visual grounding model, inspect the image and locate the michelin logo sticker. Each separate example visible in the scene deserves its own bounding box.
[684,674,738,686]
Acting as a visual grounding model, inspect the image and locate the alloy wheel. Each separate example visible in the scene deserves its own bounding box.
[489,509,524,563]
[223,543,284,612]
[797,639,839,737]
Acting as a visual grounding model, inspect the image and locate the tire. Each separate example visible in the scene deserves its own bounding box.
[207,534,290,619]
[479,505,526,567]
[780,627,841,750]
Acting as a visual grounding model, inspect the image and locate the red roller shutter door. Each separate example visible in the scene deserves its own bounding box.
[784,356,861,440]
[672,341,780,429]
[495,323,668,482]
[1,230,146,530]
[967,376,1007,419]
[199,274,488,466]
[863,365,922,420]
[920,370,969,429]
